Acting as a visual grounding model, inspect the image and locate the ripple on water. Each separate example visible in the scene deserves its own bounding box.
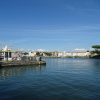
[0,58,100,100]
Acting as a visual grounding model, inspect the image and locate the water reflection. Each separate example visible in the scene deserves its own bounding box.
[0,58,100,100]
[92,59,100,66]
[0,65,46,79]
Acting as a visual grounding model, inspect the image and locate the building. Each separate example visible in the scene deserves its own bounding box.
[29,51,36,57]
[0,46,23,61]
[0,45,13,61]
[58,51,90,58]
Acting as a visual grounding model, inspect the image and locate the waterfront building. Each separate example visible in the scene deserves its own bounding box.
[0,46,24,61]
[29,51,37,57]
[0,45,13,61]
[57,51,91,58]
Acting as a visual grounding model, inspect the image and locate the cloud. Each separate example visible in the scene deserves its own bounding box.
[64,0,100,16]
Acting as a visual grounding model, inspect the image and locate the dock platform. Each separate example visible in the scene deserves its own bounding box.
[0,60,46,67]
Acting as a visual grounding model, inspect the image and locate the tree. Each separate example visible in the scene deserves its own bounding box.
[92,45,100,54]
[44,52,52,56]
[92,45,100,50]
[36,52,43,56]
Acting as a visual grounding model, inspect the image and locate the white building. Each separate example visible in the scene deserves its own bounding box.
[58,51,90,57]
[1,45,13,61]
[29,51,36,57]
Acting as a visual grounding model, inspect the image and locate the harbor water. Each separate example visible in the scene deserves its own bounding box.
[0,58,100,100]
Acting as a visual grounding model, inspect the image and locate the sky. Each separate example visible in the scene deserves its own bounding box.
[0,0,100,51]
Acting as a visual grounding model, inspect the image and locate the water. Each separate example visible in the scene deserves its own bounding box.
[0,58,100,100]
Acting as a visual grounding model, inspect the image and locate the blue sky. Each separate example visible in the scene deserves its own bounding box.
[0,0,100,51]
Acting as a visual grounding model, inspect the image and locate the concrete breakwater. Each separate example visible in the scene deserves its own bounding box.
[0,60,46,67]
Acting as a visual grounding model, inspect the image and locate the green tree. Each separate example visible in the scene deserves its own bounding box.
[92,45,100,50]
[44,52,52,56]
[92,45,100,54]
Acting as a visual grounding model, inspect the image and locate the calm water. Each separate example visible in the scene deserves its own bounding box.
[0,58,100,100]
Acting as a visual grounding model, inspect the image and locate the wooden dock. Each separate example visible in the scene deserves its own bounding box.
[0,60,46,67]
